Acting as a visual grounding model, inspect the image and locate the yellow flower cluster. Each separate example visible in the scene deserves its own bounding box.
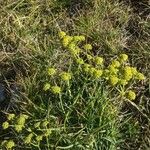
[94,56,104,65]
[1,113,52,148]
[2,121,9,129]
[15,114,29,132]
[25,133,34,144]
[2,140,15,149]
[83,44,92,50]
[58,31,145,86]
[60,72,72,81]
[47,67,56,76]
[126,90,136,100]
[44,65,72,94]
[51,86,61,94]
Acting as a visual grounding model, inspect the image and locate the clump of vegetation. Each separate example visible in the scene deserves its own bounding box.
[0,0,149,149]
[0,31,146,149]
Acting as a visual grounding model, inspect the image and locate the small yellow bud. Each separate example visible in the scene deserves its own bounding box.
[14,125,23,132]
[103,69,110,80]
[58,31,66,39]
[89,67,96,75]
[42,120,49,127]
[86,54,93,60]
[36,135,43,142]
[68,43,76,50]
[25,133,34,144]
[93,69,103,78]
[111,60,120,68]
[94,57,104,65]
[51,86,61,94]
[126,90,136,100]
[6,140,15,149]
[76,58,84,65]
[62,36,73,47]
[83,63,90,72]
[47,68,56,76]
[34,122,41,128]
[119,79,128,86]
[119,54,128,62]
[109,65,119,75]
[43,83,50,91]
[131,67,137,75]
[60,72,71,81]
[109,76,119,86]
[123,66,133,81]
[136,72,145,80]
[78,35,85,41]
[2,121,9,129]
[83,44,92,50]
[44,129,52,137]
[7,114,15,121]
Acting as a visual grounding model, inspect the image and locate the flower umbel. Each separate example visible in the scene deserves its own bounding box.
[126,90,136,100]
[7,114,15,121]
[47,68,56,76]
[51,86,61,94]
[58,31,66,39]
[43,83,51,91]
[60,72,72,81]
[25,133,34,144]
[83,44,92,50]
[6,140,15,149]
[2,121,9,129]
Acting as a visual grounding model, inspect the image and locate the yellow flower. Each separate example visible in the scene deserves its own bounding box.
[73,36,81,42]
[135,72,145,80]
[94,57,104,65]
[70,49,80,56]
[126,90,136,100]
[7,114,15,121]
[2,121,9,129]
[44,129,52,137]
[83,44,92,50]
[58,31,66,39]
[43,83,50,91]
[93,69,103,78]
[89,67,96,75]
[51,86,61,94]
[76,58,84,64]
[103,69,110,80]
[62,35,73,47]
[6,140,15,149]
[47,68,56,76]
[109,76,119,86]
[131,67,137,75]
[73,35,85,41]
[109,65,118,75]
[17,114,28,125]
[111,60,120,68]
[123,66,133,81]
[86,54,93,60]
[22,114,29,119]
[36,135,43,142]
[78,35,85,41]
[119,54,128,62]
[25,133,34,144]
[14,125,23,132]
[60,72,71,81]
[68,43,76,50]
[83,63,90,72]
[42,120,49,127]
[34,122,41,128]
[119,79,128,86]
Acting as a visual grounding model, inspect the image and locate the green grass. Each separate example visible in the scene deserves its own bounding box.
[0,0,150,150]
